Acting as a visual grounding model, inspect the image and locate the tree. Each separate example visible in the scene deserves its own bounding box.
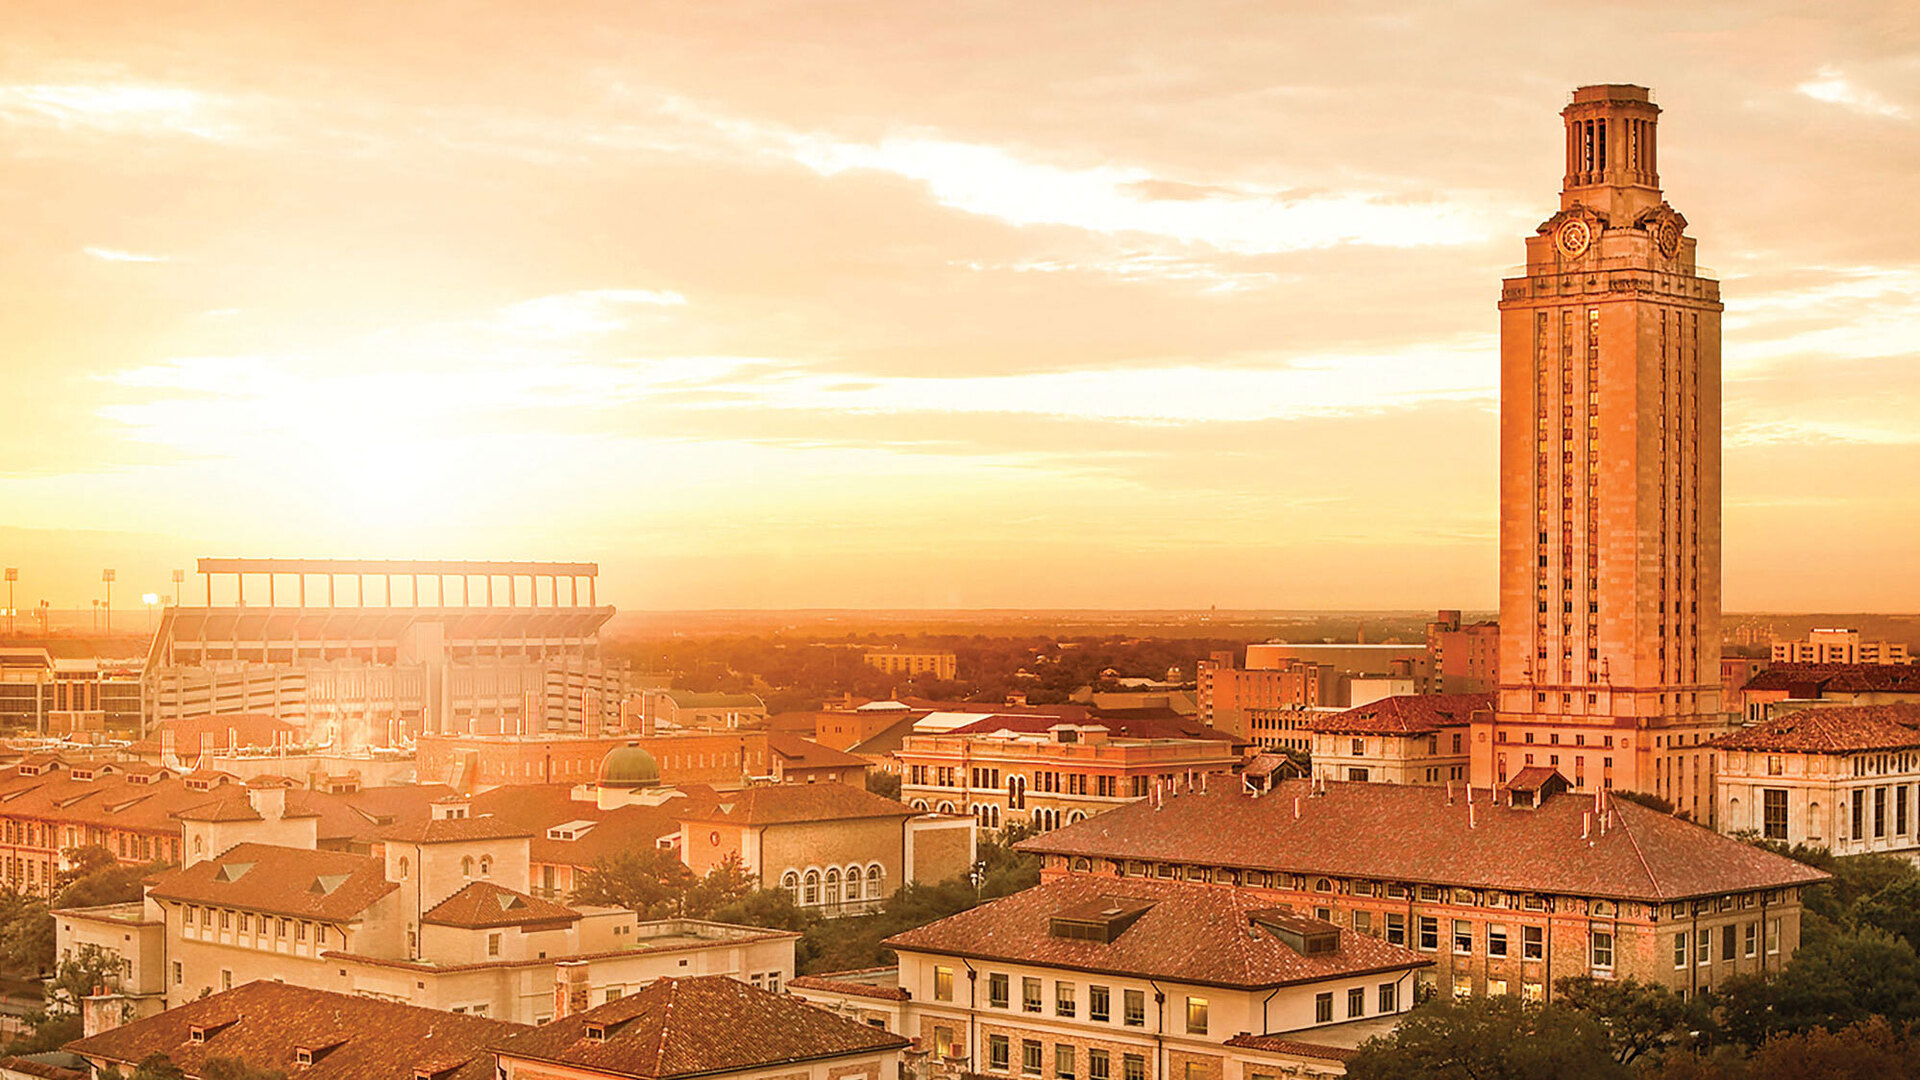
[1852,875,1920,952]
[710,888,817,933]
[47,943,128,1018]
[1718,928,1920,1044]
[130,1054,187,1080]
[1744,1017,1920,1080]
[681,855,757,918]
[1610,790,1674,814]
[865,770,901,800]
[0,889,54,975]
[569,847,697,917]
[1554,975,1706,1065]
[1345,995,1629,1080]
[201,1056,291,1080]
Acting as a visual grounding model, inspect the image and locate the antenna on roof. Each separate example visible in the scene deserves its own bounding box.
[1447,781,1455,806]
[1469,802,1477,829]
[1582,811,1592,842]
[1466,783,1474,805]
[1293,796,1301,820]
[1201,771,1208,795]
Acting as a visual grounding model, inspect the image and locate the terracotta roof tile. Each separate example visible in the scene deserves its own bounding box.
[1744,663,1920,695]
[492,975,906,1079]
[66,979,522,1080]
[1713,703,1920,754]
[1220,1034,1358,1063]
[1017,781,1828,903]
[376,814,536,844]
[679,784,917,827]
[145,842,397,921]
[885,876,1430,989]
[787,974,911,1002]
[1309,693,1492,736]
[768,733,870,770]
[423,881,579,928]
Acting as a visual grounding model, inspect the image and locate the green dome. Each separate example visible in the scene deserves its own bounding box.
[599,743,662,788]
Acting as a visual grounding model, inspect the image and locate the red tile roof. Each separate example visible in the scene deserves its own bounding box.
[679,783,917,827]
[1713,703,1920,754]
[787,974,911,1002]
[0,766,239,836]
[942,714,1231,742]
[1220,1034,1358,1064]
[376,813,536,844]
[465,785,720,869]
[173,791,321,823]
[66,979,523,1080]
[1744,663,1920,695]
[423,881,579,928]
[145,842,397,921]
[1309,693,1492,736]
[769,733,870,770]
[492,974,908,1079]
[1017,781,1828,903]
[1506,766,1569,793]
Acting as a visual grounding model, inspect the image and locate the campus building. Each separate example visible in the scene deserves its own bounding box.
[1426,612,1500,695]
[865,650,960,682]
[142,558,633,741]
[1770,629,1909,667]
[1713,703,1920,857]
[1015,779,1826,1003]
[1734,663,1920,725]
[0,648,143,734]
[1475,86,1732,821]
[1308,694,1490,786]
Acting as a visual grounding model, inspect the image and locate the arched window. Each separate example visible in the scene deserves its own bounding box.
[1315,878,1333,893]
[867,864,883,897]
[193,835,205,857]
[803,869,820,906]
[461,856,474,879]
[1068,811,1086,824]
[479,855,493,879]
[844,865,862,901]
[937,801,954,814]
[1807,802,1823,841]
[912,800,929,811]
[397,857,410,881]
[825,868,841,906]
[781,871,799,900]
[1072,857,1091,872]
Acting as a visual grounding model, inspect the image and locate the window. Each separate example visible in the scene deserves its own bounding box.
[1696,928,1710,966]
[989,973,1010,1009]
[1186,996,1208,1034]
[1418,916,1439,951]
[1744,922,1757,958]
[1354,910,1373,935]
[989,1034,1011,1072]
[1454,920,1473,954]
[1123,988,1145,1027]
[1386,913,1406,946]
[1315,992,1333,1023]
[1056,981,1075,1017]
[1592,927,1615,969]
[1089,985,1110,1022]
[933,965,953,1002]
[1378,982,1398,1013]
[1056,1046,1076,1080]
[1347,986,1365,1018]
[461,855,473,878]
[1674,932,1688,969]
[1123,1055,1146,1080]
[1089,1050,1110,1080]
[1488,924,1509,958]
[1762,789,1788,841]
[933,1026,955,1060]
[1022,976,1042,1013]
[221,969,232,991]
[1523,926,1544,961]
[173,961,182,986]
[1023,1040,1043,1076]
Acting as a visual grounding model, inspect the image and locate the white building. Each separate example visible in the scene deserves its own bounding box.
[1770,629,1909,666]
[1714,702,1920,857]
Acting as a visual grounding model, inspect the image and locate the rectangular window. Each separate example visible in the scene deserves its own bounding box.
[1454,920,1474,954]
[989,1034,1011,1072]
[1853,789,1864,841]
[1123,988,1146,1027]
[1592,927,1615,969]
[1023,976,1043,1013]
[1315,992,1333,1023]
[1090,985,1110,1022]
[1745,921,1757,958]
[1488,924,1509,958]
[934,966,953,1002]
[1186,996,1208,1035]
[989,973,1010,1009]
[1090,1050,1110,1080]
[1875,787,1887,838]
[1899,785,1910,836]
[1722,924,1737,961]
[1523,926,1544,960]
[1056,1046,1076,1080]
[1378,982,1398,1013]
[1347,986,1365,1018]
[933,1026,955,1060]
[1386,913,1406,946]
[1418,916,1439,951]
[1023,1040,1043,1076]
[1123,1056,1146,1080]
[1697,928,1710,966]
[1767,918,1781,955]
[487,932,501,957]
[1056,981,1075,1017]
[1762,789,1788,841]
[173,961,182,986]
[1674,932,1688,969]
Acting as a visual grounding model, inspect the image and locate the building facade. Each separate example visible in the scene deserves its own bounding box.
[1309,694,1489,786]
[1713,703,1920,857]
[0,649,143,734]
[1196,654,1334,740]
[896,722,1241,832]
[865,651,960,682]
[1736,664,1920,725]
[1426,612,1500,695]
[1475,86,1730,821]
[1771,629,1909,667]
[1018,780,1825,1003]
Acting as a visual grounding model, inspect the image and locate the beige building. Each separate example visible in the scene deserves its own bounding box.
[1477,85,1732,818]
[792,876,1431,1080]
[1771,629,1909,666]
[897,720,1241,833]
[55,783,799,1029]
[1714,703,1920,858]
[865,650,959,682]
[1018,779,1826,1003]
[1310,694,1489,786]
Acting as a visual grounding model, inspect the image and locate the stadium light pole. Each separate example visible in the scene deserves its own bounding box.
[143,593,160,635]
[4,568,14,635]
[102,569,115,635]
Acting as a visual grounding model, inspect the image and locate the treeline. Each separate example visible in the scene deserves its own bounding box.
[1350,841,1920,1080]
[607,633,1257,711]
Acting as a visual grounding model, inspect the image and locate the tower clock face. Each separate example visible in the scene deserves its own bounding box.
[1655,218,1681,258]
[1556,218,1592,258]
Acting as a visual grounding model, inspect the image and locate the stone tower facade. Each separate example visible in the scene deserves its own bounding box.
[1470,85,1729,822]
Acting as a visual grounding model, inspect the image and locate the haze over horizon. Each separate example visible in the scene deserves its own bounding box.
[5,3,1917,612]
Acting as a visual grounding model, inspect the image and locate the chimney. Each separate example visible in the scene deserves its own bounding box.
[553,961,590,1020]
[248,784,286,822]
[1469,803,1477,829]
[1582,811,1592,841]
[1447,781,1455,806]
[160,729,178,769]
[1293,796,1301,820]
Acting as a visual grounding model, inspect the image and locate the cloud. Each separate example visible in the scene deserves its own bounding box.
[1795,67,1908,120]
[0,82,243,140]
[492,289,689,338]
[84,247,171,263]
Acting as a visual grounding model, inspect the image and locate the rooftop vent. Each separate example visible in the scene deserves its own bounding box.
[215,862,254,883]
[1249,910,1340,956]
[1048,897,1155,943]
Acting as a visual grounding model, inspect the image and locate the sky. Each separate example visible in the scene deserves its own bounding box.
[2,1,1918,612]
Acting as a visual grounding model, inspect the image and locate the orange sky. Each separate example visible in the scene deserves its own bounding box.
[3,2,1918,611]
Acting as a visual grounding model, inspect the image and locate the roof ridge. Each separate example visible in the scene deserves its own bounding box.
[653,976,676,1078]
[1607,796,1663,900]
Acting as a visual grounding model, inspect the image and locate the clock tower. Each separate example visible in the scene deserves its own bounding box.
[1471,85,1730,821]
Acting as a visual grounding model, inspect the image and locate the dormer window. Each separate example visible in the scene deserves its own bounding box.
[296,1048,314,1066]
[189,1025,208,1043]
[586,1022,609,1043]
